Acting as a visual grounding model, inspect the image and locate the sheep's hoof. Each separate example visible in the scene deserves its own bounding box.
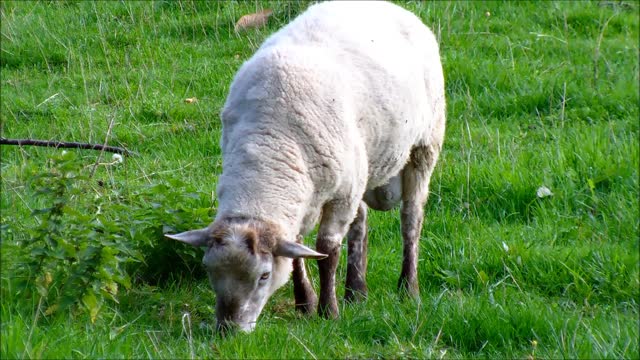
[318,302,339,319]
[344,286,368,303]
[397,277,420,299]
[295,300,317,315]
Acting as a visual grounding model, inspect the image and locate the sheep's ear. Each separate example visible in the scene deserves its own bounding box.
[274,241,328,260]
[165,228,210,248]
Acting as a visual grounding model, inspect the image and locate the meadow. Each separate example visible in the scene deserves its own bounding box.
[1,1,638,358]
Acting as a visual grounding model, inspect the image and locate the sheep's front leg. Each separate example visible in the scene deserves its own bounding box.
[292,235,317,314]
[345,201,368,303]
[399,144,440,297]
[316,200,353,319]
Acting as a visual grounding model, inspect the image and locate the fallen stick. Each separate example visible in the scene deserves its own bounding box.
[0,138,136,156]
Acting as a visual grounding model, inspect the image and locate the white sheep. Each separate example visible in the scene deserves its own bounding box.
[166,0,446,332]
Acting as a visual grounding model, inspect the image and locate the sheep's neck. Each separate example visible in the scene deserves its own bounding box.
[215,145,311,240]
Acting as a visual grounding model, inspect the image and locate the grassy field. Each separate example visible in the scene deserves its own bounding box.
[1,0,638,358]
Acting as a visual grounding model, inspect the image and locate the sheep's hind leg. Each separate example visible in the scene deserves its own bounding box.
[398,144,441,298]
[344,174,403,303]
[292,235,317,314]
[345,201,368,303]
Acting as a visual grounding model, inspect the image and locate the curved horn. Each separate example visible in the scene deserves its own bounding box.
[165,227,210,247]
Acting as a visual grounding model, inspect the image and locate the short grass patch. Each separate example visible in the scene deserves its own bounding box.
[1,1,638,358]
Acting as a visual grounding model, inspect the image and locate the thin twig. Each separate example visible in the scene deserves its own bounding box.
[133,162,193,182]
[529,32,568,44]
[9,186,39,225]
[288,329,318,360]
[35,93,59,108]
[25,295,44,358]
[560,82,567,127]
[145,330,162,355]
[593,13,616,88]
[0,138,136,156]
[181,312,195,360]
[433,323,444,347]
[89,116,116,178]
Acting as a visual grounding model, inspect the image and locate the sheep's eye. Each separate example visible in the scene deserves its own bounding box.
[260,272,270,281]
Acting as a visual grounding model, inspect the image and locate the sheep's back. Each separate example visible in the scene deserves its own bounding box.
[264,1,443,188]
[222,1,444,193]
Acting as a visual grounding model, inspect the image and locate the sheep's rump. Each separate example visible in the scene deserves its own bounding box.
[221,1,444,192]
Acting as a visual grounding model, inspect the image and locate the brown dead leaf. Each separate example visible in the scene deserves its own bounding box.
[234,9,273,33]
[184,97,198,104]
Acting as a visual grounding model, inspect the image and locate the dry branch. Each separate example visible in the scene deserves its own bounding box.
[0,138,136,156]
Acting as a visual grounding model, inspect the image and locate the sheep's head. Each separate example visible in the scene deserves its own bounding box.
[166,218,326,333]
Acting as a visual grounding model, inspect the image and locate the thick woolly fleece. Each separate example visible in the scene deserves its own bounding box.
[215,1,446,243]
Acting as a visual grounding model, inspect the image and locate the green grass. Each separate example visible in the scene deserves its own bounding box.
[1,0,638,358]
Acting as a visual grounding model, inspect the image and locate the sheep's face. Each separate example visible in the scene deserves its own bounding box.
[166,219,326,333]
[203,223,288,333]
